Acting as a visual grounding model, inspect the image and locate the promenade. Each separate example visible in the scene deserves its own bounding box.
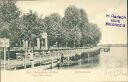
[1,47,101,70]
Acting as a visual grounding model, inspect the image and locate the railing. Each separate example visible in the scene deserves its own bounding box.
[9,46,95,51]
[1,47,101,70]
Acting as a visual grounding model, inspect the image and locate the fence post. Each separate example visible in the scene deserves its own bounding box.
[51,59,53,69]
[24,57,26,69]
[31,60,34,68]
[88,53,90,66]
[4,47,6,70]
[79,58,82,66]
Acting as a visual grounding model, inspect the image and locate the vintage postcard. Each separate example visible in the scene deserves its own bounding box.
[0,0,127,82]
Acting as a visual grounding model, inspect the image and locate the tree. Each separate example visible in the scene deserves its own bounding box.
[20,10,40,48]
[79,9,89,32]
[0,1,21,46]
[61,5,82,47]
[87,23,101,46]
[68,26,82,47]
[80,23,101,47]
[63,6,82,28]
[62,5,101,47]
[42,13,62,47]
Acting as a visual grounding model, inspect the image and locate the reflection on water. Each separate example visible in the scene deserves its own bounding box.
[58,47,127,69]
[100,47,127,69]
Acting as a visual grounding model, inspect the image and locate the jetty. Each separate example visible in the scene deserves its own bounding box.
[1,47,101,70]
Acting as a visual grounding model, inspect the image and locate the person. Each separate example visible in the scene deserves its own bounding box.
[57,58,60,69]
[61,53,64,63]
[108,46,110,52]
[29,49,34,68]
[30,50,33,61]
[24,50,28,68]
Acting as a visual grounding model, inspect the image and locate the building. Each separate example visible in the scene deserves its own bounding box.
[22,32,48,50]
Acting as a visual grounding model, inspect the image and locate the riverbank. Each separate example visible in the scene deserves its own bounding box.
[1,47,101,70]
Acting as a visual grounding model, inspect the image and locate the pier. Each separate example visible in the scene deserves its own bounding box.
[1,47,101,70]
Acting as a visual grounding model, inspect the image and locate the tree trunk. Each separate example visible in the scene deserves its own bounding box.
[66,42,68,47]
[74,41,75,48]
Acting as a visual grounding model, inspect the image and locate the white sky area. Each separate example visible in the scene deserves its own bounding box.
[16,0,127,44]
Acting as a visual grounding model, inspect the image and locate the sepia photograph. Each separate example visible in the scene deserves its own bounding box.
[0,0,127,82]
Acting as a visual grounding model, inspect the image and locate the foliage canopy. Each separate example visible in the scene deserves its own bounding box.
[0,1,101,48]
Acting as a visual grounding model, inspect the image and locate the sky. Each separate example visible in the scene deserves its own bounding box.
[16,0,127,44]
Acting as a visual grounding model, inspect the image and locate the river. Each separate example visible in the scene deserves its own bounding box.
[60,46,127,69]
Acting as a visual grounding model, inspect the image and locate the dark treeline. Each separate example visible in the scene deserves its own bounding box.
[0,1,101,48]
